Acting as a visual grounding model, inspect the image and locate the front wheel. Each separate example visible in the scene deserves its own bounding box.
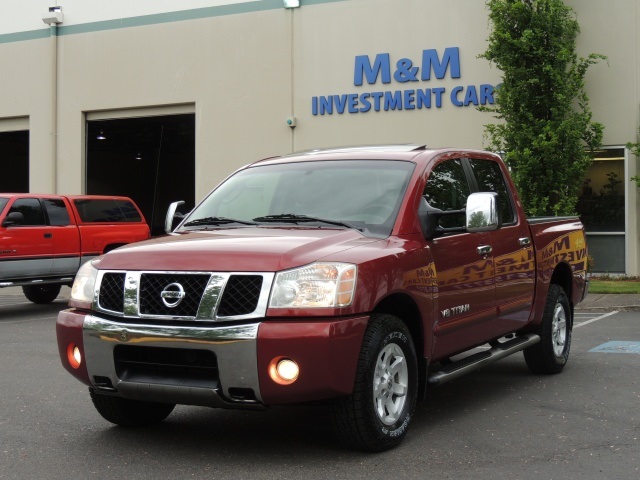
[90,389,175,427]
[330,314,418,452]
[524,284,572,374]
[22,284,61,304]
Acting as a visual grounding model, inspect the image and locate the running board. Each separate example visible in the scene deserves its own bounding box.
[427,333,540,387]
[0,277,74,288]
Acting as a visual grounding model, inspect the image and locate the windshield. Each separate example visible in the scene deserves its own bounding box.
[180,160,415,238]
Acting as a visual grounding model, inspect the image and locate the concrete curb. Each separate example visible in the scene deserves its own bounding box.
[575,293,640,312]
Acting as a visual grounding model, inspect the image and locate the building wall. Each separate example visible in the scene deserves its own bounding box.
[565,0,639,273]
[1,0,639,272]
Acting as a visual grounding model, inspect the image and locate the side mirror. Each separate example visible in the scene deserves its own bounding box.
[2,211,24,227]
[165,200,185,234]
[466,192,500,232]
[418,198,465,240]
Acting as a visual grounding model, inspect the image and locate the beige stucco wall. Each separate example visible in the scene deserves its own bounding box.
[566,0,640,273]
[0,0,639,272]
[56,9,293,197]
[54,0,503,199]
[0,35,55,192]
[293,0,498,151]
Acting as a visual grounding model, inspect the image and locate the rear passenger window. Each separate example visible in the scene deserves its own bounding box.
[8,198,45,226]
[74,199,141,223]
[43,199,71,226]
[469,159,516,224]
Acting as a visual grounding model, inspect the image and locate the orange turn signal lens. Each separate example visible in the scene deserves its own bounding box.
[268,357,299,385]
[67,343,82,369]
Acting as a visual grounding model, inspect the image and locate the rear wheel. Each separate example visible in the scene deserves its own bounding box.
[22,284,61,304]
[524,284,572,374]
[330,314,417,452]
[90,389,175,427]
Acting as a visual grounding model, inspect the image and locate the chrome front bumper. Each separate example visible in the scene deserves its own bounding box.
[82,316,264,408]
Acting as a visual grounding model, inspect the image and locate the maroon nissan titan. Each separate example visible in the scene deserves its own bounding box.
[57,145,588,451]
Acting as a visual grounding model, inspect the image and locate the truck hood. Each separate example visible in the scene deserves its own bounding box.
[94,227,379,272]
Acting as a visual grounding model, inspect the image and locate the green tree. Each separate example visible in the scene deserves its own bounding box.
[480,0,605,216]
[626,129,640,187]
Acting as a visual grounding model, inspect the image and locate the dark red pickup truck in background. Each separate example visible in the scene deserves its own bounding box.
[56,146,588,451]
[1,194,149,303]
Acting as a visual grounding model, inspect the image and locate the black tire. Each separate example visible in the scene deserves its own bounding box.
[22,284,62,304]
[89,389,175,427]
[330,314,418,452]
[524,284,572,374]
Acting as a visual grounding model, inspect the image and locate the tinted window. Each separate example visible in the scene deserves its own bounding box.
[43,199,71,226]
[0,197,8,215]
[74,199,141,223]
[8,198,46,226]
[424,159,471,228]
[469,159,516,224]
[115,200,142,222]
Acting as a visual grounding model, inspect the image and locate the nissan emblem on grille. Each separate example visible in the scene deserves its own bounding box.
[160,283,186,308]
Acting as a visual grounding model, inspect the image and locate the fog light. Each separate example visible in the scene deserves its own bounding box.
[268,357,299,385]
[67,343,82,369]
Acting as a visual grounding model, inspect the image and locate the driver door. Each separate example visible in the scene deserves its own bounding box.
[0,197,53,279]
[423,158,497,360]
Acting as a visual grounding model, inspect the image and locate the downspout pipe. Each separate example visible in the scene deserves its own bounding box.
[50,23,58,193]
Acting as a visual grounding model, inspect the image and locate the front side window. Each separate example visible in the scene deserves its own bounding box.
[8,198,45,226]
[424,159,470,229]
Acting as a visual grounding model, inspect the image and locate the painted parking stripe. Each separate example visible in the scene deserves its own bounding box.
[573,311,618,328]
[590,341,640,354]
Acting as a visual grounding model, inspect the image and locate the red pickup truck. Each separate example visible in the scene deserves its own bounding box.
[56,146,588,451]
[1,194,149,303]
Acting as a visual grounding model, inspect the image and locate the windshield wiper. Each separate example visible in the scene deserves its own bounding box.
[183,216,257,227]
[253,214,363,232]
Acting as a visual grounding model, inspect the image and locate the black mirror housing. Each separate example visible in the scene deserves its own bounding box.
[2,211,24,227]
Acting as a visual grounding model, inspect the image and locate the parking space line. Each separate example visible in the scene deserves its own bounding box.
[589,341,640,354]
[574,311,618,329]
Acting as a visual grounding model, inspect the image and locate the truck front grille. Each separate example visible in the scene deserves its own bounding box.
[140,273,210,317]
[217,275,263,316]
[95,270,271,321]
[99,272,125,312]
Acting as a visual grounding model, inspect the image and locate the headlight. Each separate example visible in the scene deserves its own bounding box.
[269,263,357,308]
[70,259,99,307]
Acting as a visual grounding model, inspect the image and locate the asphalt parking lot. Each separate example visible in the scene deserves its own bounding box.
[0,288,638,479]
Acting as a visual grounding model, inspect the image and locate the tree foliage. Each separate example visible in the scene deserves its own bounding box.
[626,130,640,187]
[480,0,605,216]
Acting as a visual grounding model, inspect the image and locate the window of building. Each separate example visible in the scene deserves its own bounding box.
[576,147,625,273]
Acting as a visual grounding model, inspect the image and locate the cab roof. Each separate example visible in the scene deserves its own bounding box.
[252,144,433,166]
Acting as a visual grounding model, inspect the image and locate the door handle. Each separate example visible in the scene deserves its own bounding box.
[44,233,53,239]
[477,245,492,256]
[519,237,531,247]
